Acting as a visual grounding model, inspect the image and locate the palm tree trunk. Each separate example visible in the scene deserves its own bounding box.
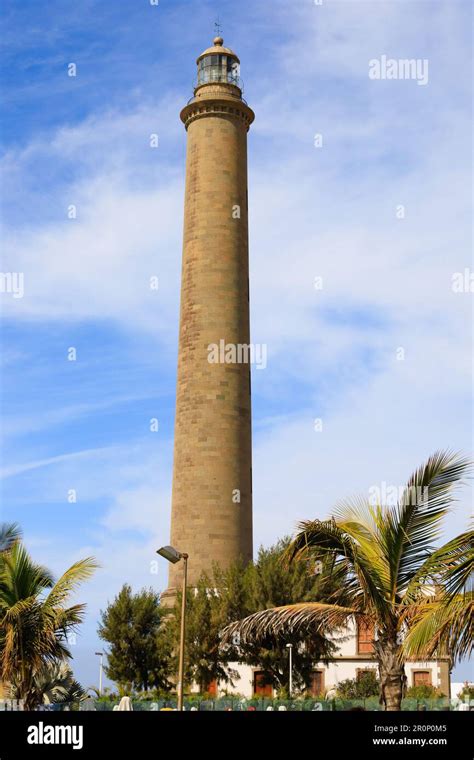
[374,634,406,711]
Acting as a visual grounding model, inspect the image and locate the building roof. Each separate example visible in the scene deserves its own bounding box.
[196,37,240,64]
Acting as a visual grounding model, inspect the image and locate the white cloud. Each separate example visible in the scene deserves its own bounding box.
[0,446,116,479]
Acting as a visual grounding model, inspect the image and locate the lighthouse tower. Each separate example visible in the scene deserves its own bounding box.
[163,37,255,600]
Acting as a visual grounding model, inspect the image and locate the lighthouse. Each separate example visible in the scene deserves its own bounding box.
[162,36,255,601]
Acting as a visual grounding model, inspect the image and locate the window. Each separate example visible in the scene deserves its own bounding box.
[309,670,324,696]
[197,54,240,87]
[198,55,228,85]
[357,621,374,654]
[413,671,432,687]
[253,671,273,697]
[227,59,240,84]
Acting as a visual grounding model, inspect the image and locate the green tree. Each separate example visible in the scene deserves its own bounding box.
[170,575,239,693]
[222,452,472,711]
[172,538,338,694]
[98,584,173,692]
[0,523,97,710]
[228,540,337,693]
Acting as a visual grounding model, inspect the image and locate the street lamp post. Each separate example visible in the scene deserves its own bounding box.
[94,652,104,696]
[177,554,188,711]
[157,545,189,711]
[286,643,293,699]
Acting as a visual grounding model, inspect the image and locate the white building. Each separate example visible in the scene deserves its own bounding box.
[211,619,450,699]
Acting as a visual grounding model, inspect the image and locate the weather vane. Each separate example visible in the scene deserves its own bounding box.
[214,17,222,37]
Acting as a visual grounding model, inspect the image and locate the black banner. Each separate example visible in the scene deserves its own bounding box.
[0,711,472,758]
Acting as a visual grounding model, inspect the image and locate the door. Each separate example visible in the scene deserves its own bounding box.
[253,671,273,697]
[413,671,432,687]
[310,670,324,696]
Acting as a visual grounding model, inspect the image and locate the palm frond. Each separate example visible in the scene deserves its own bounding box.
[43,558,99,609]
[404,527,474,603]
[403,593,473,662]
[286,517,390,622]
[392,451,471,592]
[0,523,22,553]
[221,602,358,644]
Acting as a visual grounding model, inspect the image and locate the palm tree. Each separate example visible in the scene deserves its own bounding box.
[33,661,86,706]
[222,451,472,711]
[0,530,97,709]
[7,659,86,706]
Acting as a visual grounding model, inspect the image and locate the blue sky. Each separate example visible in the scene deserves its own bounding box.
[1,0,472,688]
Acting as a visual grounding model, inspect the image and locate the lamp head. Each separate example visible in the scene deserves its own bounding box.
[157,545,183,564]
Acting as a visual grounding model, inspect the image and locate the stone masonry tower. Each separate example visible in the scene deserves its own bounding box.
[163,36,254,600]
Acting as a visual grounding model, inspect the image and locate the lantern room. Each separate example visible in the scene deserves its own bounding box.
[196,36,242,90]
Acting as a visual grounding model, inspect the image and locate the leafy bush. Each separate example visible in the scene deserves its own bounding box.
[336,671,379,699]
[456,685,474,701]
[405,684,444,699]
